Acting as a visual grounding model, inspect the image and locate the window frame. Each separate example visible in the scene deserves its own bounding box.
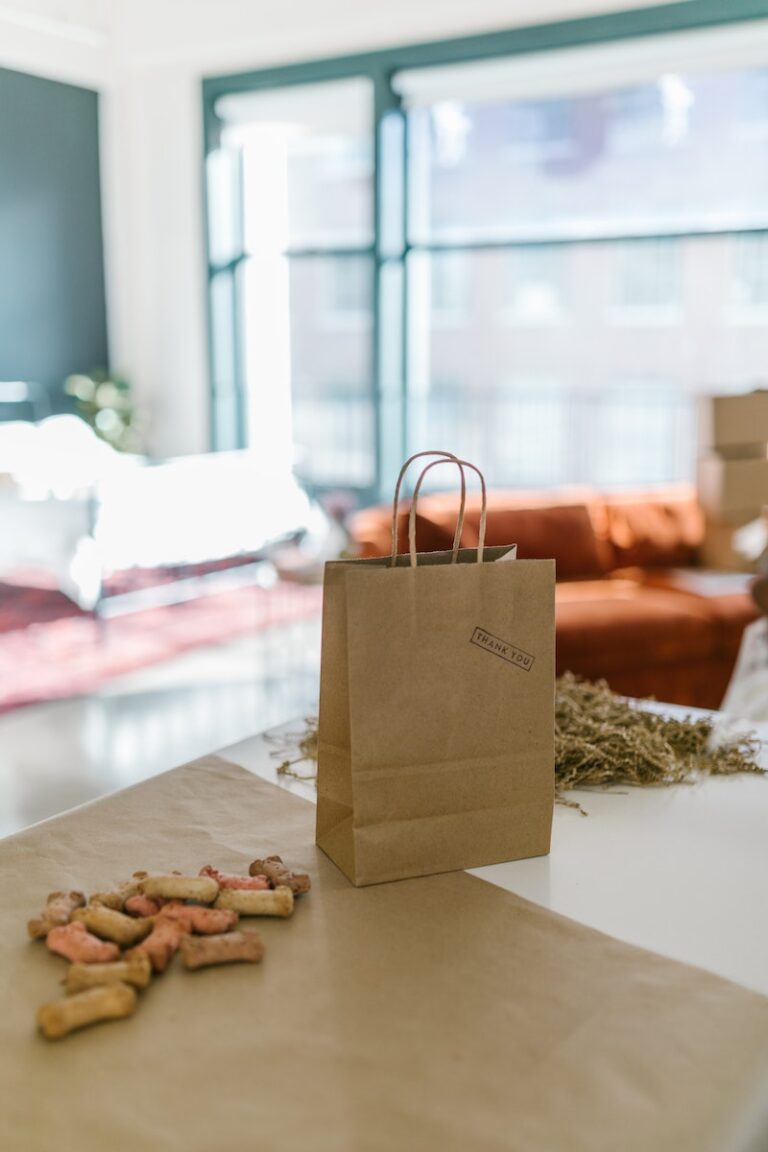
[202,0,768,501]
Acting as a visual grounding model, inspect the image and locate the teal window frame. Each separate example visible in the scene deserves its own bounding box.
[201,0,768,500]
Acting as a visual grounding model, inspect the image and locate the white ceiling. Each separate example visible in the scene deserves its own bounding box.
[0,0,113,42]
[0,0,680,83]
[113,0,678,71]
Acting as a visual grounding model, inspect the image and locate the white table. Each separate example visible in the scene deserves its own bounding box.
[225,713,768,999]
[4,714,767,1152]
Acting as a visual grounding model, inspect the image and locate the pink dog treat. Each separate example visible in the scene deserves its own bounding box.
[158,902,238,935]
[46,922,120,964]
[129,918,188,973]
[124,894,162,918]
[199,866,269,891]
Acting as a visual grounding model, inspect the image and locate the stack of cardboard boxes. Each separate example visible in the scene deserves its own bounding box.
[698,390,768,570]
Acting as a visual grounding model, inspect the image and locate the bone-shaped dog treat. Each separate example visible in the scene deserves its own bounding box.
[180,929,264,970]
[46,922,120,964]
[200,865,269,891]
[123,894,162,918]
[215,886,294,918]
[128,918,189,973]
[38,982,137,1040]
[27,891,86,939]
[70,905,154,947]
[139,875,219,903]
[158,902,238,935]
[63,953,152,994]
[249,856,311,895]
[89,875,145,911]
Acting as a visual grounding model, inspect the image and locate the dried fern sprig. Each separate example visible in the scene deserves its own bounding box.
[553,672,762,813]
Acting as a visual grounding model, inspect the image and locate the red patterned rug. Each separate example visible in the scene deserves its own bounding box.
[0,579,322,714]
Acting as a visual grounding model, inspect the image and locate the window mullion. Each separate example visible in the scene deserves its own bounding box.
[374,73,407,501]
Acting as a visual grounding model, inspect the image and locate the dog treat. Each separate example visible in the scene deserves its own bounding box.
[38,982,137,1040]
[158,902,238,935]
[27,891,86,939]
[200,865,269,891]
[129,918,189,973]
[249,856,311,895]
[87,892,122,912]
[124,894,163,918]
[30,853,305,1039]
[63,953,152,994]
[180,929,264,970]
[89,875,146,911]
[215,886,294,918]
[46,922,121,964]
[139,875,219,903]
[71,905,153,947]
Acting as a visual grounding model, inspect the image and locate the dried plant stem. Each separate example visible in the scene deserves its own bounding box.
[271,675,764,815]
[553,673,763,813]
[267,719,320,783]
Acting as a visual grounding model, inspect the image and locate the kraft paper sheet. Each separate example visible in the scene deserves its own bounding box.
[1,756,768,1152]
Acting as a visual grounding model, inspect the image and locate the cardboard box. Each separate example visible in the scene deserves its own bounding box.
[697,455,768,521]
[700,518,759,572]
[699,390,768,456]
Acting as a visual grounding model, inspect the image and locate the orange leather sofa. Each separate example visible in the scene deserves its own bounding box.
[348,484,759,710]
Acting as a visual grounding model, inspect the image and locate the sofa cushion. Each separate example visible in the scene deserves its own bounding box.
[555,580,717,676]
[585,661,736,711]
[604,487,704,568]
[707,593,762,660]
[406,497,606,580]
[481,505,606,579]
[628,569,760,661]
[349,506,396,559]
[396,511,480,556]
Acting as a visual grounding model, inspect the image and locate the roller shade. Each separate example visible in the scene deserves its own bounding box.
[215,77,372,140]
[392,19,768,108]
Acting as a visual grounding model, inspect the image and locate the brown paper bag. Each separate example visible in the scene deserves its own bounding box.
[316,451,555,886]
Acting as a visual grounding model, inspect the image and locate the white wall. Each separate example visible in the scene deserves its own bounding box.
[99,64,211,457]
[0,0,675,456]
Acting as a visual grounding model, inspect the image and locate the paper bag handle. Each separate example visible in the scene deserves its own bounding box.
[409,458,487,569]
[390,450,466,567]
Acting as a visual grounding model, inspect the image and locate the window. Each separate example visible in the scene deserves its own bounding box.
[593,379,689,487]
[505,99,575,162]
[502,247,568,324]
[331,260,372,314]
[729,233,768,320]
[736,67,768,142]
[612,238,681,321]
[208,78,376,490]
[326,257,373,320]
[204,6,768,497]
[430,251,468,320]
[401,63,768,246]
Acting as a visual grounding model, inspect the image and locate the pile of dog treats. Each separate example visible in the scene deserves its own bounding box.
[27,855,310,1040]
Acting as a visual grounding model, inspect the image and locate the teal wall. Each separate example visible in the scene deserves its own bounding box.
[0,67,108,411]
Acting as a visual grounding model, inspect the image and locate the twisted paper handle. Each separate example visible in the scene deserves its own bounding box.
[388,450,487,568]
[389,451,466,567]
[409,458,486,569]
